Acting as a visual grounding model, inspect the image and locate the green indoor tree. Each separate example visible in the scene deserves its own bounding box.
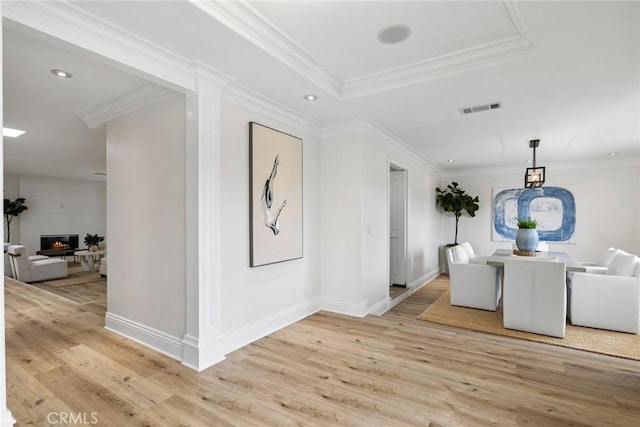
[4,197,28,243]
[435,182,479,245]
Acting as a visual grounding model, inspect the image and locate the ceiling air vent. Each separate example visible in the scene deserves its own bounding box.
[459,102,502,115]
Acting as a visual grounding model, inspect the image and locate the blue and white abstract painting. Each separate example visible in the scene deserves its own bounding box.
[493,186,576,242]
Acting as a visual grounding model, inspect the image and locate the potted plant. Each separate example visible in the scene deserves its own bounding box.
[515,217,539,253]
[84,233,105,252]
[435,182,479,246]
[436,182,479,274]
[4,198,28,243]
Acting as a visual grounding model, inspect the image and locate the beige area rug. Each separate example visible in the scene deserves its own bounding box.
[41,270,103,287]
[418,289,640,361]
[26,265,106,304]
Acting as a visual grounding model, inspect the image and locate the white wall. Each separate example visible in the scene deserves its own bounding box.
[106,94,186,356]
[216,102,322,335]
[321,123,442,316]
[362,133,443,308]
[13,176,106,252]
[320,134,365,312]
[362,140,390,309]
[441,161,640,261]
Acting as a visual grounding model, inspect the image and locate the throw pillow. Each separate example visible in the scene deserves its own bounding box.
[607,252,638,276]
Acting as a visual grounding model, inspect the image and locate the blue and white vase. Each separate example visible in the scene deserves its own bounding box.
[516,228,539,252]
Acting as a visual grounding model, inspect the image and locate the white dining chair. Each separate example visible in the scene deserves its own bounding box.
[503,258,567,338]
[447,245,502,311]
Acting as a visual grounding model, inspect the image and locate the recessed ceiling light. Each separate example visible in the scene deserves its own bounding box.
[303,94,318,101]
[377,24,412,44]
[447,159,455,163]
[608,152,618,156]
[3,127,26,138]
[51,69,72,78]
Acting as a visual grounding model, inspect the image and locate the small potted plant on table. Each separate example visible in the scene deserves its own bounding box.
[84,233,105,252]
[515,217,539,254]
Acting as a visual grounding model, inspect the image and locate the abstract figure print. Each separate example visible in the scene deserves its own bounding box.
[261,154,287,235]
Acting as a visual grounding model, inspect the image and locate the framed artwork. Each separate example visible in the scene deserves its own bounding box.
[492,186,576,243]
[249,122,303,267]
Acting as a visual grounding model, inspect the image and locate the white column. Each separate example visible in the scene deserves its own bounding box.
[182,64,230,370]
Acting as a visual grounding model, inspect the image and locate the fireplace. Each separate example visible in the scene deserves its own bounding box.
[39,234,79,255]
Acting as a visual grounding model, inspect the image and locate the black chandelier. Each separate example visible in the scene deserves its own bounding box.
[525,139,545,188]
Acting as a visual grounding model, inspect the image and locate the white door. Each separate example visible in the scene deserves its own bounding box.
[389,169,407,286]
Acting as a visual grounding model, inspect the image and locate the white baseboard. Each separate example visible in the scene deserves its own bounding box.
[321,296,368,317]
[181,334,225,371]
[185,298,322,371]
[383,268,442,314]
[104,312,183,362]
[104,270,442,372]
[367,296,390,316]
[388,290,412,310]
[0,410,15,427]
[409,268,442,293]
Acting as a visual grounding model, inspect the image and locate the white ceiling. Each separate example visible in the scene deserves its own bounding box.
[3,1,639,181]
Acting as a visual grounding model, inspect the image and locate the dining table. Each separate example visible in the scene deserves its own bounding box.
[483,249,587,272]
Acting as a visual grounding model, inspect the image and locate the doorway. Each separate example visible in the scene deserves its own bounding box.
[389,164,408,296]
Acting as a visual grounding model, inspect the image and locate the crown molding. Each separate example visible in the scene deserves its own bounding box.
[193,62,236,95]
[189,0,343,98]
[191,0,534,100]
[322,118,442,174]
[503,0,532,41]
[2,0,196,91]
[342,36,535,99]
[222,83,323,137]
[81,83,179,129]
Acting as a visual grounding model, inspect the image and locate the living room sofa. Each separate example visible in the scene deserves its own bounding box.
[7,244,68,283]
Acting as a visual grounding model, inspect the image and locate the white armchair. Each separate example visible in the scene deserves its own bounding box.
[447,245,501,311]
[7,245,68,283]
[99,256,107,277]
[578,247,620,274]
[569,251,639,334]
[4,242,48,278]
[4,243,11,278]
[459,241,492,265]
[503,258,567,338]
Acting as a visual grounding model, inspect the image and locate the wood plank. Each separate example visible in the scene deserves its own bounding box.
[5,273,640,426]
[55,344,173,410]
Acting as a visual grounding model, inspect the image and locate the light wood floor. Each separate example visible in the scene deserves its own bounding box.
[5,274,640,426]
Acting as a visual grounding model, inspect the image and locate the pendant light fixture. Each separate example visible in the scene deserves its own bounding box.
[524,139,545,188]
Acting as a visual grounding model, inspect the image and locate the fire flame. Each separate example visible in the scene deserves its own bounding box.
[52,241,69,249]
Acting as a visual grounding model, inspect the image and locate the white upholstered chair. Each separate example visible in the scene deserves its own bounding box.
[447,245,501,311]
[7,245,68,283]
[578,247,620,274]
[503,258,567,338]
[99,256,107,277]
[3,243,11,278]
[569,251,639,334]
[4,242,49,278]
[458,241,492,265]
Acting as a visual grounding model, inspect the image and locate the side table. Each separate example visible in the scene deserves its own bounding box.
[74,250,107,272]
